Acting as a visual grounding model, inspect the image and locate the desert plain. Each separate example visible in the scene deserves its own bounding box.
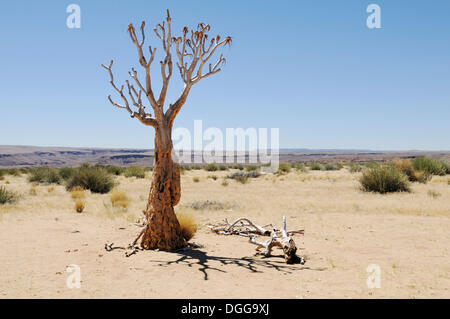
[0,166,449,299]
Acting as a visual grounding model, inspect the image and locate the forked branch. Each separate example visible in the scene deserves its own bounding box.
[101,60,158,128]
[102,9,231,130]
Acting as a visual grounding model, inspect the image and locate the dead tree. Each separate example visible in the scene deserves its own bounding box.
[211,216,305,264]
[102,10,231,251]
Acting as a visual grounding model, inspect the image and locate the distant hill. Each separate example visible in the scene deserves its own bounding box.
[0,145,449,168]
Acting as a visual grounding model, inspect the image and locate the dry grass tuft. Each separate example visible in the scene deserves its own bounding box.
[110,189,129,209]
[75,200,85,213]
[176,211,198,241]
[0,186,18,205]
[427,190,441,199]
[29,186,38,196]
[193,177,200,183]
[70,186,86,199]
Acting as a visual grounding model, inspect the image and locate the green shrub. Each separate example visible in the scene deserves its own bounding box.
[204,164,219,172]
[278,163,291,174]
[438,160,450,175]
[363,162,380,169]
[227,171,260,182]
[392,158,430,183]
[310,163,322,171]
[233,175,248,184]
[349,163,362,173]
[219,165,228,171]
[324,163,339,171]
[0,186,18,204]
[232,164,244,170]
[292,163,306,171]
[28,167,61,184]
[360,165,410,194]
[105,166,125,176]
[59,167,77,180]
[124,166,146,178]
[412,156,445,176]
[245,165,259,172]
[66,166,114,194]
[6,168,21,176]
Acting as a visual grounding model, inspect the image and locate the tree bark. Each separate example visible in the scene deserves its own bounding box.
[140,124,185,251]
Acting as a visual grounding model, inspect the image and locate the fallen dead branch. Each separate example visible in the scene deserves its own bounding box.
[210,216,305,264]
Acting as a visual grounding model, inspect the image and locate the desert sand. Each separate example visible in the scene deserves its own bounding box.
[0,169,449,298]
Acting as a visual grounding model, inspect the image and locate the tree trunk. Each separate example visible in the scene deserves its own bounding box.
[140,124,186,251]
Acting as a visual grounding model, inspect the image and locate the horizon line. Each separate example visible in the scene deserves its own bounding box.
[1,144,449,153]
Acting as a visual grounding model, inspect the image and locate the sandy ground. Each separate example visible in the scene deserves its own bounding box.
[0,169,449,298]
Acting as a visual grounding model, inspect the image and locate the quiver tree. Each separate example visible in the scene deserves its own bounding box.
[102,10,231,251]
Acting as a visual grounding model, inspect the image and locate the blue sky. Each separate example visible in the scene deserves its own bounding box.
[0,0,449,150]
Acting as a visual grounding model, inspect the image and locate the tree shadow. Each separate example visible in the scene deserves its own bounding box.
[149,248,327,280]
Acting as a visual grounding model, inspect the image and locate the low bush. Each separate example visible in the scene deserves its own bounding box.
[204,164,219,172]
[309,163,322,171]
[28,167,61,184]
[105,166,125,176]
[227,171,260,180]
[278,163,291,174]
[66,166,114,194]
[412,156,445,176]
[124,166,146,178]
[363,162,380,169]
[360,165,410,193]
[392,158,430,183]
[59,167,77,181]
[324,163,340,171]
[349,163,362,173]
[245,165,260,172]
[438,160,450,175]
[293,163,306,171]
[0,186,18,204]
[6,168,21,176]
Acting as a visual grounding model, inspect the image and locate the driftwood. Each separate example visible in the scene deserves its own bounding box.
[211,216,305,264]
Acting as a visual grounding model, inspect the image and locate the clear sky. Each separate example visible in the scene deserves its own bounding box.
[0,0,449,150]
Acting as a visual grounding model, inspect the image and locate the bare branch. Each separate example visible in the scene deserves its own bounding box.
[102,10,231,131]
[101,61,158,128]
[127,22,160,117]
